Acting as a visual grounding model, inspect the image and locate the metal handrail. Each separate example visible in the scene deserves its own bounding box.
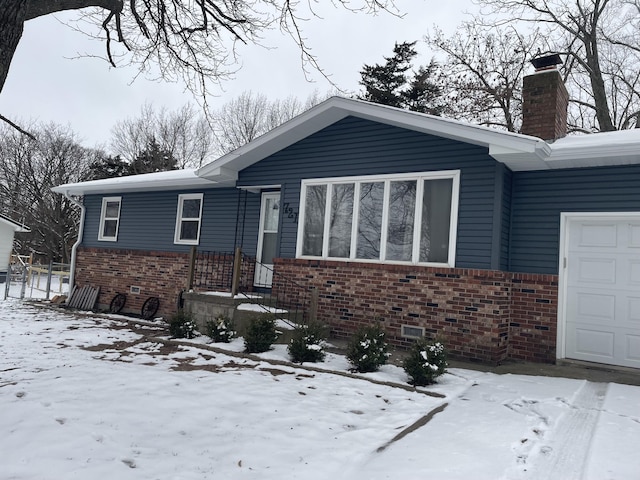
[238,258,311,328]
[189,248,313,328]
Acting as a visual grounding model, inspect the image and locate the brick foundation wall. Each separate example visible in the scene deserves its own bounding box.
[75,247,192,318]
[274,258,558,364]
[509,274,558,362]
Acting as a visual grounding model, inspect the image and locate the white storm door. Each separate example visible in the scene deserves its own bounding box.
[254,192,281,287]
[564,215,640,368]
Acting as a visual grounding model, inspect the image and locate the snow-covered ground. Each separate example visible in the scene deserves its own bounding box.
[1,298,639,479]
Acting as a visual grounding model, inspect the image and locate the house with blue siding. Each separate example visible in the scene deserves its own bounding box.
[54,60,640,368]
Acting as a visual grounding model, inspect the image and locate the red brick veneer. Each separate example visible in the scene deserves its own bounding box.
[274,258,558,364]
[74,247,192,318]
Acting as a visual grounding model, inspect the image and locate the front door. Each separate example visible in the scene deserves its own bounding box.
[254,192,280,287]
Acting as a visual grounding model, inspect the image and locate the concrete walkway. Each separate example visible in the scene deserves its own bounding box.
[446,358,640,387]
[325,337,640,387]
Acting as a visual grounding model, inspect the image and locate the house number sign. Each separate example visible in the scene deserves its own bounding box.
[283,202,298,223]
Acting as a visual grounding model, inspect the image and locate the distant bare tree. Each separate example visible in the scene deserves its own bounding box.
[427,24,542,132]
[0,123,93,262]
[211,90,330,156]
[478,0,640,132]
[110,103,214,168]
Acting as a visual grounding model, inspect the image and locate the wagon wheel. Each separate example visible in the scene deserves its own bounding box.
[141,296,160,320]
[109,293,126,314]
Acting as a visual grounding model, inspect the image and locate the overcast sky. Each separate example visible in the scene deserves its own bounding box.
[0,0,473,150]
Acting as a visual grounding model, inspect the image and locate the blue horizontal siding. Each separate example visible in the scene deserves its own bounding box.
[501,167,513,270]
[82,187,261,255]
[509,165,640,274]
[238,116,501,269]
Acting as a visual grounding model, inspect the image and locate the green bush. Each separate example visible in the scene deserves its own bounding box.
[403,338,447,386]
[346,324,390,373]
[169,310,198,339]
[205,314,235,343]
[244,316,278,353]
[287,322,328,363]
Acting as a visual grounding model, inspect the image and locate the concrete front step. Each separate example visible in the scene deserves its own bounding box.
[182,291,304,343]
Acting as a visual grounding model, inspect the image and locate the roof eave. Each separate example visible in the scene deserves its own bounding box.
[51,176,227,196]
[197,96,552,180]
[0,216,30,232]
[545,144,640,169]
[489,142,552,171]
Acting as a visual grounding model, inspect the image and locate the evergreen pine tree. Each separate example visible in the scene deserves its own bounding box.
[129,138,178,174]
[358,41,444,115]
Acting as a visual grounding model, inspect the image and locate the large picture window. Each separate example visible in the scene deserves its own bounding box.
[174,193,203,245]
[297,171,459,266]
[98,196,121,241]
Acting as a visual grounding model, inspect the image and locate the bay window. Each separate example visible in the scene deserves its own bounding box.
[297,171,459,266]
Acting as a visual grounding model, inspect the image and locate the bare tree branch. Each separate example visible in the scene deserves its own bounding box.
[0,114,37,140]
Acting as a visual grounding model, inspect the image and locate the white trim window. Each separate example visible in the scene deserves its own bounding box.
[174,193,204,245]
[98,196,122,241]
[297,171,460,266]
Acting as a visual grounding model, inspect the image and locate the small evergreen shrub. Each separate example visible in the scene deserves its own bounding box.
[169,310,198,339]
[346,324,390,373]
[287,322,328,363]
[403,338,447,386]
[244,316,278,353]
[205,314,235,343]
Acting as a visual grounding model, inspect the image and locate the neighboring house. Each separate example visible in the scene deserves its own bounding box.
[53,58,640,369]
[0,214,30,283]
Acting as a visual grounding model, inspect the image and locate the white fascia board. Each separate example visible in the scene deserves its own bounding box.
[544,130,640,168]
[201,166,238,183]
[0,216,29,232]
[489,143,552,171]
[51,170,226,196]
[197,96,551,179]
[545,145,640,169]
[197,101,350,179]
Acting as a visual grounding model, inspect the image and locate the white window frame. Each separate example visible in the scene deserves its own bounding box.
[296,170,460,267]
[98,196,121,242]
[174,193,204,245]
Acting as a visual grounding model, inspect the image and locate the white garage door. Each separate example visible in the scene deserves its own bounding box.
[565,216,640,368]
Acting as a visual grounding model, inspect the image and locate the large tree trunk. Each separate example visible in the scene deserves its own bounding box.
[584,33,616,132]
[0,0,123,98]
[0,0,28,96]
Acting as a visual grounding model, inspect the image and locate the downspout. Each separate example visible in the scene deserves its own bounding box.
[61,191,85,290]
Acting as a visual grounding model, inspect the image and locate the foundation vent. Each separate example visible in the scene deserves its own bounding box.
[401,325,425,339]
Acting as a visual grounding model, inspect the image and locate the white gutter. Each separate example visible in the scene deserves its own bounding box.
[61,190,85,291]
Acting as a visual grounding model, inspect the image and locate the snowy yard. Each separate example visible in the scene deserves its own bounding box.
[1,298,639,479]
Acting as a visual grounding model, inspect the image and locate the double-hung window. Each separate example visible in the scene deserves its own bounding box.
[98,196,121,241]
[174,193,203,245]
[297,171,459,266]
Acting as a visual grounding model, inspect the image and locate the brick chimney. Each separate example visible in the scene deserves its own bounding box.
[521,54,568,141]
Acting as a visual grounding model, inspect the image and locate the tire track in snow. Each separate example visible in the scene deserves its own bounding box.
[528,381,607,480]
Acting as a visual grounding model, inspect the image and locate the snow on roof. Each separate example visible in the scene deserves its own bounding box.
[51,98,640,195]
[51,168,230,196]
[546,129,640,168]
